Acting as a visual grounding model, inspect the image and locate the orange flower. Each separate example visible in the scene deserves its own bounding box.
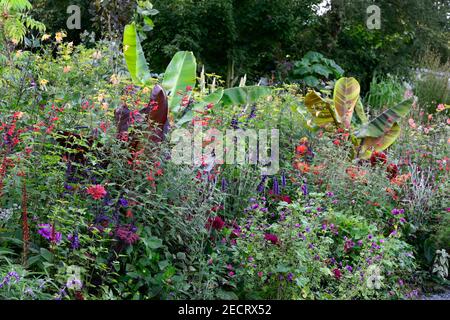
[346,166,367,182]
[296,144,308,155]
[293,161,310,173]
[390,173,411,187]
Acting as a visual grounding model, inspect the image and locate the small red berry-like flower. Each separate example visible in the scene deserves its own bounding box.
[370,151,387,166]
[86,185,107,200]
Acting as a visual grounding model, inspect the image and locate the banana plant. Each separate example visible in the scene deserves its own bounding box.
[122,22,272,125]
[305,77,413,159]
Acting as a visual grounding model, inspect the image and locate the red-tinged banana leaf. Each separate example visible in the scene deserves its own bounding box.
[355,98,413,138]
[304,90,338,127]
[144,84,169,143]
[358,123,401,159]
[333,77,360,129]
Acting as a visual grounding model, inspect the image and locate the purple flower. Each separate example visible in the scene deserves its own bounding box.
[287,273,294,282]
[345,265,353,272]
[68,233,80,250]
[272,178,280,195]
[281,173,287,187]
[301,183,308,196]
[38,224,62,244]
[257,176,267,193]
[391,208,405,216]
[118,198,129,207]
[221,178,228,192]
[0,271,20,289]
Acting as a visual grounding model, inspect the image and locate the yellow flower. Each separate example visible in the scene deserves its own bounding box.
[42,34,51,41]
[100,102,109,111]
[92,50,102,60]
[142,87,151,94]
[39,79,49,86]
[110,74,120,85]
[15,50,23,58]
[97,93,105,102]
[55,32,66,43]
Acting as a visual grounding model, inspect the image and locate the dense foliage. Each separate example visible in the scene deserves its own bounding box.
[0,1,449,300]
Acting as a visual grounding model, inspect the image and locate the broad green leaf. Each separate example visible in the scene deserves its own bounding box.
[355,98,413,138]
[311,64,331,78]
[359,123,401,159]
[304,90,337,127]
[162,51,197,113]
[177,88,224,126]
[303,75,320,88]
[220,86,271,106]
[333,77,360,129]
[123,23,151,85]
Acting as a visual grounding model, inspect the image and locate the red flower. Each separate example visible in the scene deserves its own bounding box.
[264,233,279,245]
[86,185,107,200]
[333,268,342,280]
[280,195,292,203]
[370,151,387,166]
[206,216,225,231]
[296,145,308,155]
[386,163,399,180]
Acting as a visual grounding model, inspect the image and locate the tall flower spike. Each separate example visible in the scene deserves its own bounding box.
[273,178,280,195]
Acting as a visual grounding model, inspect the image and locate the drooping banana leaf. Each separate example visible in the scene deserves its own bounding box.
[333,77,360,129]
[355,98,413,138]
[162,51,197,113]
[177,88,224,126]
[304,90,338,127]
[123,23,151,85]
[220,86,271,106]
[358,123,401,159]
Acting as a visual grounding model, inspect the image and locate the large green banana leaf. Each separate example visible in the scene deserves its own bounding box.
[220,86,271,106]
[162,51,197,113]
[123,23,151,85]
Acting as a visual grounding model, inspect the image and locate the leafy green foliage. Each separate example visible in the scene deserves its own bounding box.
[291,51,344,89]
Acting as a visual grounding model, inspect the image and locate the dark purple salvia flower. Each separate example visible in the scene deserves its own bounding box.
[301,182,308,196]
[230,117,239,129]
[257,175,267,193]
[247,104,257,120]
[118,198,129,207]
[221,178,228,192]
[287,272,294,282]
[68,233,80,250]
[272,178,280,195]
[281,172,287,187]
